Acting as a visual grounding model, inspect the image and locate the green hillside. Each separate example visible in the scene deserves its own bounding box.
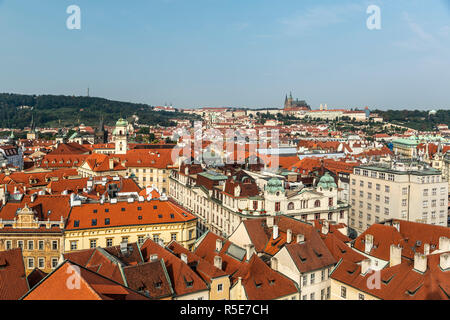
[0,93,198,129]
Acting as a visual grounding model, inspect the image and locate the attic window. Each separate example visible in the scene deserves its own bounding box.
[313,249,323,258]
[93,209,97,213]
[154,281,162,289]
[183,276,194,288]
[381,274,395,285]
[406,284,423,296]
[121,208,125,212]
[271,239,281,247]
[268,279,276,285]
[91,219,97,226]
[158,214,163,218]
[254,280,263,288]
[138,216,142,220]
[170,214,174,219]
[105,209,109,213]
[347,266,358,275]
[153,205,157,209]
[137,207,142,211]
[74,220,80,227]
[298,254,307,263]
[105,218,110,225]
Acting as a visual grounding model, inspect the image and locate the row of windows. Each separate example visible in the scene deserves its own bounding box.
[5,240,58,251]
[302,287,331,300]
[354,169,395,182]
[423,187,447,196]
[302,268,331,287]
[351,182,391,193]
[70,231,189,250]
[340,286,365,300]
[423,199,447,208]
[27,257,59,269]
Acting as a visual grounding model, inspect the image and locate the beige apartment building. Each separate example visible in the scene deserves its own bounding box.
[349,162,448,235]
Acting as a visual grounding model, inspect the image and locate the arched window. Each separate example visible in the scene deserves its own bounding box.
[315,200,321,208]
[288,202,294,210]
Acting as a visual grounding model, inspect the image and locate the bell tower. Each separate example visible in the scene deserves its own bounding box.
[113,118,128,155]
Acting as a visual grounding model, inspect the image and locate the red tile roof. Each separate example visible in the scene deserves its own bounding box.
[140,239,209,297]
[331,252,450,300]
[0,248,29,300]
[66,199,196,230]
[232,254,298,300]
[22,261,149,300]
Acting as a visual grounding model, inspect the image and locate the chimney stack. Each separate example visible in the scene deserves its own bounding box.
[364,234,374,254]
[180,253,188,264]
[389,244,402,267]
[325,104,328,111]
[109,158,114,170]
[322,221,329,235]
[245,244,255,261]
[392,221,400,232]
[216,239,222,252]
[440,253,450,271]
[320,104,323,111]
[413,253,427,273]
[273,225,279,240]
[271,257,278,271]
[439,237,450,252]
[423,243,430,255]
[361,259,371,275]
[297,234,305,243]
[286,229,292,244]
[267,216,274,228]
[214,255,222,270]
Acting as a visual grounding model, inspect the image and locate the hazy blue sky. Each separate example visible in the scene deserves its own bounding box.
[0,0,449,109]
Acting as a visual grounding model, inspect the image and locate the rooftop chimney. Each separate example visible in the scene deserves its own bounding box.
[297,234,305,243]
[320,104,323,111]
[271,257,278,271]
[364,234,374,254]
[150,254,158,262]
[413,253,427,273]
[439,237,450,252]
[180,253,188,264]
[214,255,222,270]
[322,221,329,235]
[286,229,292,244]
[273,225,279,240]
[361,259,371,275]
[389,244,402,267]
[267,216,274,228]
[423,243,430,256]
[440,253,450,271]
[245,244,255,261]
[109,158,114,170]
[392,221,400,232]
[216,239,222,252]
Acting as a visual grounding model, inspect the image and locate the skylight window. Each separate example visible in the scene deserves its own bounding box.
[74,220,80,227]
[91,219,97,226]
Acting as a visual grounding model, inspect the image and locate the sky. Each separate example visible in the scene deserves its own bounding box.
[0,0,449,110]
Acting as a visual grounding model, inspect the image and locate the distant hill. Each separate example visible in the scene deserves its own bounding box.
[374,109,450,131]
[0,93,199,129]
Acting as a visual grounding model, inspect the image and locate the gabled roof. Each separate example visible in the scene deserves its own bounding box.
[232,254,298,300]
[140,238,208,297]
[354,220,450,261]
[331,253,450,300]
[22,260,149,300]
[167,240,227,283]
[0,248,29,300]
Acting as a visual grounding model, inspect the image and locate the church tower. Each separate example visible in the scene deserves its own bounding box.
[113,118,128,155]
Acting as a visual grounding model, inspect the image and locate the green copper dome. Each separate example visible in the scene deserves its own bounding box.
[317,172,337,189]
[116,118,128,126]
[266,178,284,194]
